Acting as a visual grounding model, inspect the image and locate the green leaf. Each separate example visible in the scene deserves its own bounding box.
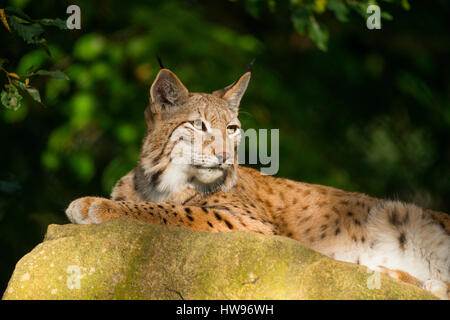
[5,7,67,29]
[38,38,51,56]
[1,84,23,110]
[327,0,350,22]
[35,70,70,80]
[292,8,329,51]
[4,7,32,22]
[8,16,44,44]
[25,87,41,103]
[13,80,42,104]
[292,8,310,34]
[346,1,367,18]
[12,80,27,90]
[381,11,393,21]
[401,0,411,10]
[39,18,67,30]
[307,15,329,51]
[313,0,328,13]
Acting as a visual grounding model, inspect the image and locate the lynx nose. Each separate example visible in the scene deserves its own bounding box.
[215,152,230,164]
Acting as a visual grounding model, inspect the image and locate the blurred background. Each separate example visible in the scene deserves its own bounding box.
[1,0,449,293]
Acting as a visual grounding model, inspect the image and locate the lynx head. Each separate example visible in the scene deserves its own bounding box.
[134,68,251,201]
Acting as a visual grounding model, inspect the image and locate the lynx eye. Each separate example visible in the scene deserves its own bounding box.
[191,120,207,131]
[226,125,239,135]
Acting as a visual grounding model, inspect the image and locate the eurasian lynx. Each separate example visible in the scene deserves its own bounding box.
[66,68,450,299]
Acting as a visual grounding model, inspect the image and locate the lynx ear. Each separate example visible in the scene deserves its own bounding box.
[213,72,251,113]
[150,69,189,113]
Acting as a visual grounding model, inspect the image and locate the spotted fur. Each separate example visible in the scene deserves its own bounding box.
[66,68,450,299]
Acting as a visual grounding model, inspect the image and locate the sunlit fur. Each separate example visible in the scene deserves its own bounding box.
[67,69,450,299]
[136,93,241,202]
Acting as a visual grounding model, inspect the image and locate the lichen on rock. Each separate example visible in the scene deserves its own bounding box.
[2,219,436,300]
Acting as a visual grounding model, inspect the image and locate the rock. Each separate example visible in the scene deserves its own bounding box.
[2,219,436,300]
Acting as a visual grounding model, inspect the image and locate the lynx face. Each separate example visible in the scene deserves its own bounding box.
[135,69,250,201]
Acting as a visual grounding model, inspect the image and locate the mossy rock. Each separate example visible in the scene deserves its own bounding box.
[2,219,436,300]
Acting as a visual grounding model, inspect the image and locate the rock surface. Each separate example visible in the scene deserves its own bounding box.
[3,219,436,300]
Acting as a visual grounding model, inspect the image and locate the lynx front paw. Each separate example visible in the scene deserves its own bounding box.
[66,197,120,224]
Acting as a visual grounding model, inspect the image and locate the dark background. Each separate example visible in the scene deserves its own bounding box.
[1,0,449,294]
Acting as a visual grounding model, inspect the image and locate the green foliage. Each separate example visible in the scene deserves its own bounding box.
[284,0,403,51]
[0,0,449,296]
[8,15,44,44]
[293,10,329,51]
[13,79,41,103]
[327,0,350,22]
[1,83,22,110]
[35,70,69,80]
[0,7,68,110]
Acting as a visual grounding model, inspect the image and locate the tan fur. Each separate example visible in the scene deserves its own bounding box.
[67,68,450,299]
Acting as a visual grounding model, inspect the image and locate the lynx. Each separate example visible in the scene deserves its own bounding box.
[66,67,450,299]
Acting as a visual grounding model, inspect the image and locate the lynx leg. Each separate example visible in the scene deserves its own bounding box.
[377,266,450,299]
[376,265,423,288]
[66,197,98,224]
[66,197,275,234]
[66,197,126,224]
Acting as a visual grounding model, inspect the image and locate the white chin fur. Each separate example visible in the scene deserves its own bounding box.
[155,162,225,199]
[157,162,190,195]
[192,167,224,184]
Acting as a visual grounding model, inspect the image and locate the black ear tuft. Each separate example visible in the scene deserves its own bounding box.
[246,59,255,73]
[157,55,165,69]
